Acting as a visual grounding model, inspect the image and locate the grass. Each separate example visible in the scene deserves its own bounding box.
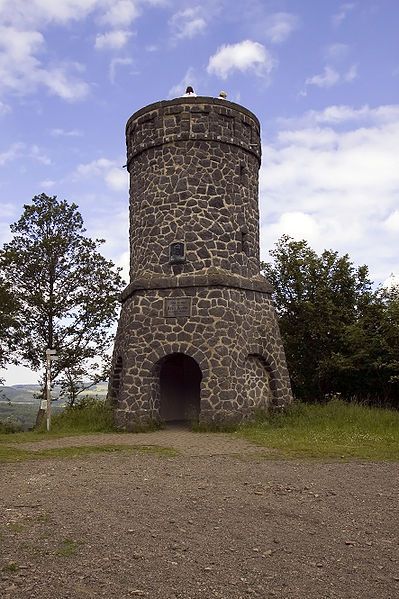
[42,397,115,434]
[1,396,398,462]
[3,562,18,573]
[0,397,115,445]
[56,538,80,557]
[0,443,177,463]
[238,399,399,460]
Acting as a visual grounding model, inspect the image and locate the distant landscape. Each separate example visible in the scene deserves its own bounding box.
[0,383,108,429]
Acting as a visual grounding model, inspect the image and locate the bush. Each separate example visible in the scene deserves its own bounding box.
[47,396,115,433]
[0,417,24,434]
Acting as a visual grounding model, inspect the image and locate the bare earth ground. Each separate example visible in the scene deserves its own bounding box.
[0,430,398,599]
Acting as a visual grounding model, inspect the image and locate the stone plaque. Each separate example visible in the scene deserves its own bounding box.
[164,297,191,318]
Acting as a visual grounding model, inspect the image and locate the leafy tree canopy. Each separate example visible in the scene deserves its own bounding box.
[0,193,124,403]
[0,274,20,375]
[262,235,398,406]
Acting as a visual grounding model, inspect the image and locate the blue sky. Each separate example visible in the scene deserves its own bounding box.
[1,0,398,384]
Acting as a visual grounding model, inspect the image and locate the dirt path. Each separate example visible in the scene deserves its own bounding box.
[9,428,268,457]
[1,431,398,599]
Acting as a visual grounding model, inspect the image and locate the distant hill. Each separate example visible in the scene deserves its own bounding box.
[0,385,42,404]
[0,382,108,404]
[0,382,108,430]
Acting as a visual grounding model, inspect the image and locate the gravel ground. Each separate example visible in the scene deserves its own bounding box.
[0,430,398,599]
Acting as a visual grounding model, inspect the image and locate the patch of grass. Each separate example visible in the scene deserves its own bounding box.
[238,400,399,460]
[135,444,177,457]
[0,417,24,434]
[0,445,34,462]
[56,538,79,557]
[7,523,24,533]
[0,398,116,444]
[42,397,115,434]
[3,562,18,573]
[0,443,177,463]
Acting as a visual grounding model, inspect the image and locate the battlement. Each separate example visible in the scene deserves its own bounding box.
[126,97,261,167]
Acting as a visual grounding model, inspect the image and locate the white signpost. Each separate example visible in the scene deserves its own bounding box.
[45,349,58,432]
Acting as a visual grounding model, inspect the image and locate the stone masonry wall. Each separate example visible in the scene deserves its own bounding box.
[111,286,292,429]
[127,98,261,281]
[110,97,293,427]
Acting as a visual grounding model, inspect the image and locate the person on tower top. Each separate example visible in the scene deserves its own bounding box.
[182,86,197,97]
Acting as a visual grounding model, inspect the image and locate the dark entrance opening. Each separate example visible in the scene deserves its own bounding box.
[159,353,201,424]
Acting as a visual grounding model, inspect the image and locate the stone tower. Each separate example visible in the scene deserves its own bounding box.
[109,96,292,428]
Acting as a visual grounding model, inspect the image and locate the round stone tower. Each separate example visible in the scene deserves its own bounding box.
[109,96,292,428]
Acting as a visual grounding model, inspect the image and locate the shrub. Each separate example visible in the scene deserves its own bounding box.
[47,396,115,433]
[0,417,23,434]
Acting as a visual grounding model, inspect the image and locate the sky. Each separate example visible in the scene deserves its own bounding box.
[0,0,398,384]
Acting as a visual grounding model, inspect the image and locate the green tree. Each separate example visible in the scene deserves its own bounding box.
[330,284,399,406]
[261,235,373,401]
[0,274,20,376]
[0,193,124,406]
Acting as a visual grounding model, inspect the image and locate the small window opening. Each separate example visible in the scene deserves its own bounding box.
[239,163,246,183]
[169,242,185,264]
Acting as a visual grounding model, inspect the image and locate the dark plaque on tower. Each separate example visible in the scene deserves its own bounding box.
[169,242,185,264]
[164,297,191,318]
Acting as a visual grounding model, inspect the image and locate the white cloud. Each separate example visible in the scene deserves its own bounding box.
[0,1,149,102]
[0,26,89,101]
[109,57,135,83]
[344,64,358,82]
[0,0,167,30]
[39,64,89,100]
[0,142,51,166]
[105,167,129,191]
[40,179,56,189]
[28,144,51,164]
[0,202,15,219]
[281,104,399,127]
[169,7,206,41]
[332,2,356,27]
[303,64,358,92]
[260,104,399,282]
[262,12,300,44]
[0,0,144,28]
[50,128,82,137]
[100,0,140,27]
[207,40,276,80]
[0,1,103,27]
[305,66,340,89]
[266,211,319,244]
[0,143,24,166]
[384,210,399,233]
[75,158,128,191]
[325,43,349,61]
[0,100,11,115]
[95,29,132,50]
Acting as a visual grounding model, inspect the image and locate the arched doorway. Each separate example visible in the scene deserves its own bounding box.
[159,353,202,424]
